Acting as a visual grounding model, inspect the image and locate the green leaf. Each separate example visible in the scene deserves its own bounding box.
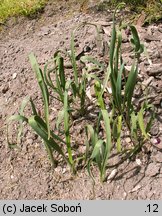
[86,124,102,182]
[30,97,38,116]
[131,111,138,140]
[101,64,111,96]
[80,56,104,71]
[28,115,69,165]
[109,18,116,72]
[44,63,57,90]
[43,141,57,168]
[101,110,111,181]
[29,53,50,139]
[117,115,122,152]
[146,111,155,133]
[86,124,101,169]
[57,55,66,91]
[7,114,28,148]
[130,25,141,52]
[64,91,73,165]
[125,63,138,110]
[87,159,95,184]
[17,96,30,143]
[138,107,149,139]
[33,115,65,144]
[56,109,64,130]
[90,139,104,159]
[114,30,122,80]
[112,117,118,140]
[86,125,98,147]
[94,81,105,110]
[116,62,124,110]
[85,73,102,84]
[7,115,28,123]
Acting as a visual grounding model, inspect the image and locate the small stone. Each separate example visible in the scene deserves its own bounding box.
[147,64,162,76]
[59,41,64,46]
[76,48,84,60]
[12,73,17,79]
[130,184,141,192]
[142,76,154,90]
[55,166,62,173]
[151,50,161,59]
[134,85,142,98]
[107,169,118,181]
[136,158,142,166]
[2,85,9,94]
[15,47,20,53]
[151,137,161,147]
[90,85,96,97]
[150,120,159,136]
[62,168,66,174]
[103,27,111,36]
[123,192,127,199]
[41,27,51,35]
[154,152,162,163]
[86,87,92,100]
[74,43,79,47]
[35,143,39,148]
[125,65,132,72]
[27,138,33,145]
[83,45,91,52]
[125,137,131,143]
[107,87,112,94]
[144,34,161,42]
[145,163,160,177]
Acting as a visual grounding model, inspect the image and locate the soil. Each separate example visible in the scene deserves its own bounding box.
[0,0,162,199]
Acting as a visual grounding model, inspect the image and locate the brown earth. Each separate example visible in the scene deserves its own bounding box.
[0,0,162,199]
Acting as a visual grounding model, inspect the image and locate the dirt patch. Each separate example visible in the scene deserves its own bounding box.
[0,0,162,199]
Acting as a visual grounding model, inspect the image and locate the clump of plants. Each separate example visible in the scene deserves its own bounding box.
[0,0,47,23]
[7,3,154,182]
[97,0,162,23]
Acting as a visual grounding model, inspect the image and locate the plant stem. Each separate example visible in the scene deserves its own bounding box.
[44,142,57,168]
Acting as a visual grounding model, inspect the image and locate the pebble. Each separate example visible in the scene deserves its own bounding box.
[150,121,159,136]
[151,137,161,149]
[10,175,14,179]
[125,137,131,143]
[83,45,91,52]
[2,84,9,94]
[27,138,33,145]
[12,73,17,79]
[154,152,162,163]
[144,34,161,42]
[15,47,21,53]
[107,169,118,181]
[145,163,160,177]
[103,27,111,36]
[90,84,96,98]
[147,64,162,76]
[134,85,142,98]
[142,76,154,90]
[136,158,142,166]
[130,184,141,193]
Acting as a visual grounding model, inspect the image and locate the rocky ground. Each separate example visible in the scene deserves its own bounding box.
[0,1,162,199]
